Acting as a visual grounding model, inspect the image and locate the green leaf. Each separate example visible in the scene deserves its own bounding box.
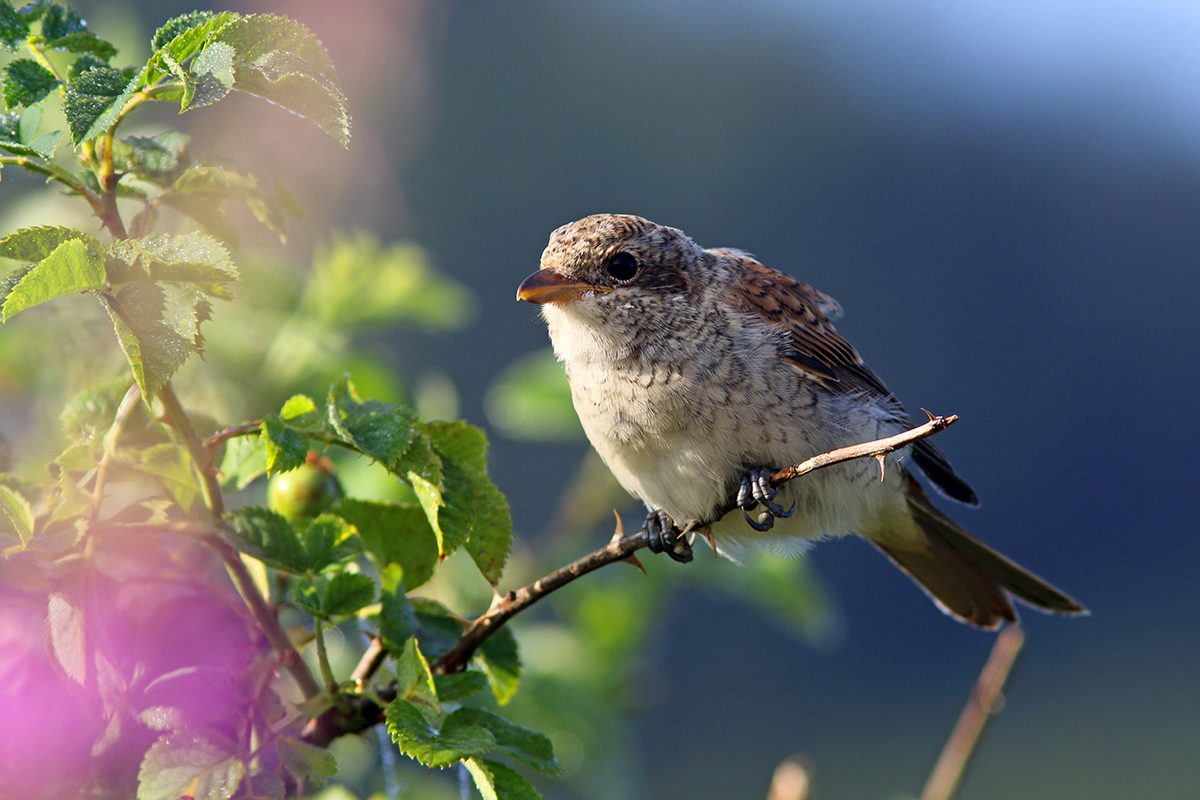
[276,736,336,787]
[336,499,438,591]
[209,14,349,147]
[64,62,138,143]
[450,709,560,775]
[151,11,235,57]
[223,506,307,573]
[260,413,308,475]
[0,4,29,50]
[292,576,321,615]
[0,484,34,544]
[373,581,412,648]
[218,433,267,489]
[138,443,199,513]
[386,699,494,769]
[98,281,214,399]
[44,31,117,60]
[187,41,234,109]
[136,731,245,800]
[421,421,512,585]
[467,758,544,800]
[40,4,85,40]
[17,2,50,26]
[106,232,238,284]
[300,512,360,572]
[485,348,583,441]
[395,637,439,719]
[0,224,94,262]
[47,592,85,682]
[478,627,521,706]
[113,132,191,183]
[320,571,375,617]
[1,58,59,110]
[1,234,106,321]
[409,598,467,662]
[433,671,489,704]
[280,394,322,430]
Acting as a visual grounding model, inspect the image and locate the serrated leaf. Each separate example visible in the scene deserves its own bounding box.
[218,434,266,489]
[450,709,560,775]
[64,62,138,143]
[0,484,34,544]
[433,671,489,704]
[478,627,521,706]
[223,506,307,573]
[106,232,238,284]
[300,512,360,572]
[136,731,245,800]
[395,637,439,719]
[260,413,308,475]
[336,499,438,591]
[40,3,85,40]
[386,698,494,769]
[320,571,374,618]
[151,11,236,57]
[421,422,512,585]
[276,736,336,786]
[209,14,349,147]
[1,235,105,321]
[187,40,234,110]
[139,442,199,512]
[467,758,544,800]
[1,58,59,110]
[0,224,93,262]
[292,576,321,615]
[0,4,30,50]
[98,281,214,399]
[44,31,117,59]
[17,2,50,26]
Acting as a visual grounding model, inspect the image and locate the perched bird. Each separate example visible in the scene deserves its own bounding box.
[517,213,1085,628]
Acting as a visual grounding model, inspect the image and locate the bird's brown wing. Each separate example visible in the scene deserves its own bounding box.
[723,253,979,506]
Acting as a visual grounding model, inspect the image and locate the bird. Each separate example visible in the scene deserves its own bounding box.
[516,214,1085,628]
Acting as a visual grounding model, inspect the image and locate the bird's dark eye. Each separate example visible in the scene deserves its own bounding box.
[605,252,640,282]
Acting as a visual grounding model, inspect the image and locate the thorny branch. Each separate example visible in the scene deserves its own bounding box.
[304,413,961,745]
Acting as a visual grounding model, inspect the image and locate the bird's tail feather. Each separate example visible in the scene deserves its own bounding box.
[872,474,1086,628]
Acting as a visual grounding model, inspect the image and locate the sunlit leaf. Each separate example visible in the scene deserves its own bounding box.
[0,484,34,544]
[113,132,191,184]
[218,434,267,489]
[467,758,544,800]
[260,413,307,475]
[136,731,245,800]
[222,505,307,574]
[186,41,234,109]
[299,512,360,572]
[138,443,199,513]
[421,421,511,585]
[64,62,138,143]
[386,699,494,769]
[1,234,106,321]
[395,637,440,719]
[336,499,438,590]
[0,4,29,50]
[209,14,349,147]
[44,31,116,59]
[106,231,238,284]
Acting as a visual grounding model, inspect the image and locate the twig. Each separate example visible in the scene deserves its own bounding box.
[921,625,1026,800]
[309,414,960,744]
[432,414,956,676]
[157,382,225,518]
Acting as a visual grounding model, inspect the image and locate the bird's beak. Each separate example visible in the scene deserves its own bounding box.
[516,269,609,304]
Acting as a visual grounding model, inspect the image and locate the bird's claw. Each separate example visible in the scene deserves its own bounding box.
[642,509,693,563]
[738,467,794,531]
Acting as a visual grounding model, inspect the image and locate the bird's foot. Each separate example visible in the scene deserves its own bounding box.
[642,509,693,563]
[737,467,794,532]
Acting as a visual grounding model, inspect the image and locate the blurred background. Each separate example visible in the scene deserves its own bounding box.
[2,0,1198,798]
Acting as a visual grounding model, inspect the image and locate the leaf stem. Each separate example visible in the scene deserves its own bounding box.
[88,383,142,524]
[315,616,336,689]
